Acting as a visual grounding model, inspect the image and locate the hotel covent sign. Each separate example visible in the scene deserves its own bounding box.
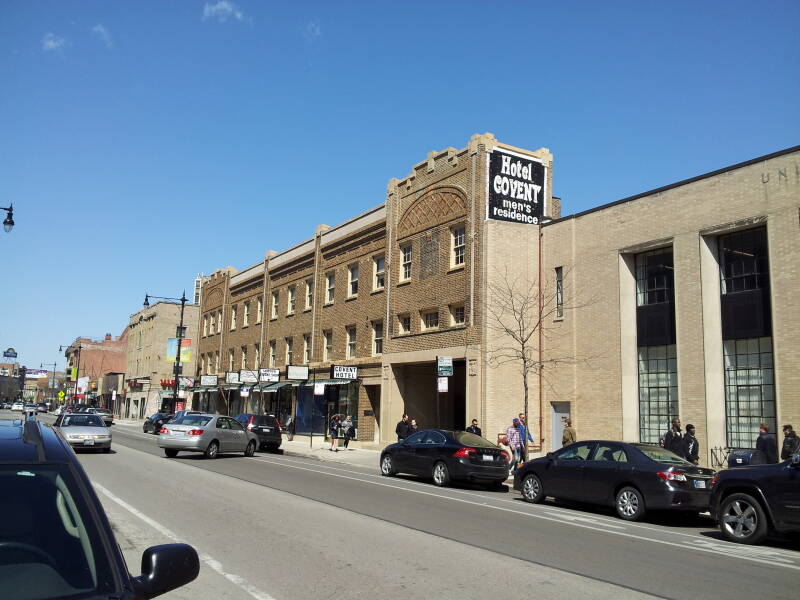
[487,148,547,224]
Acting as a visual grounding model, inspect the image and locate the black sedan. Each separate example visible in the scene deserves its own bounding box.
[143,412,173,434]
[380,429,510,489]
[233,413,283,452]
[514,440,716,521]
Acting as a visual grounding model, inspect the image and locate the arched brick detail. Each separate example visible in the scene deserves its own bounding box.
[398,186,467,238]
[204,288,224,308]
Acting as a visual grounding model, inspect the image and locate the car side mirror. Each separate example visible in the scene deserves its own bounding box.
[133,543,199,599]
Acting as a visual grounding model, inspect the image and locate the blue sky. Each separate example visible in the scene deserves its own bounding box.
[1,1,798,371]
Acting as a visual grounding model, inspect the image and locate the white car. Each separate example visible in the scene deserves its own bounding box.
[11,401,24,410]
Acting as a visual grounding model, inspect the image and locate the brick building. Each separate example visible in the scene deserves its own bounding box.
[194,134,799,465]
[63,332,129,404]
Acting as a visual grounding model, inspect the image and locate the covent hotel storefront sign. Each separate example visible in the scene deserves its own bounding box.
[487,148,547,224]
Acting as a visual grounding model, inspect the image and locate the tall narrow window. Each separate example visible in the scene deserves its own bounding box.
[372,321,383,356]
[285,338,293,365]
[555,266,564,318]
[323,330,333,361]
[401,244,412,281]
[450,304,465,326]
[269,341,276,368]
[303,334,311,364]
[451,226,466,267]
[256,298,263,323]
[271,292,279,318]
[241,346,247,369]
[230,305,237,330]
[326,273,336,303]
[373,255,385,290]
[210,312,216,334]
[346,326,357,358]
[638,345,678,444]
[228,349,235,371]
[254,343,261,368]
[398,314,411,335]
[203,315,208,337]
[217,310,223,333]
[243,302,250,327]
[288,286,296,314]
[306,279,314,310]
[214,352,220,373]
[348,264,359,297]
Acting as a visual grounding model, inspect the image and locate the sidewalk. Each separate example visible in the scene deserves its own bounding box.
[279,438,381,470]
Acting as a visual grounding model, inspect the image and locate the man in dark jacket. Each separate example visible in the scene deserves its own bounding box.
[781,424,800,460]
[682,424,700,465]
[395,414,410,442]
[662,418,684,458]
[756,423,778,463]
[466,419,482,437]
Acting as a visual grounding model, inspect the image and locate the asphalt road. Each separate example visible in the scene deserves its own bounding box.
[19,412,800,599]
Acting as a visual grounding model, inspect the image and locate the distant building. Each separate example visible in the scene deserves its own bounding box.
[63,332,129,404]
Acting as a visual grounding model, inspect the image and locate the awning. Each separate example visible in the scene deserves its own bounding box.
[222,384,241,390]
[260,381,292,392]
[302,379,352,386]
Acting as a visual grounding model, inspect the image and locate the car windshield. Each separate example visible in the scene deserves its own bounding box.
[61,415,105,428]
[452,431,497,448]
[0,464,116,599]
[173,415,212,426]
[634,444,692,465]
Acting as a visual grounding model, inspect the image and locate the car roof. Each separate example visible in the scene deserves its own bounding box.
[0,418,75,464]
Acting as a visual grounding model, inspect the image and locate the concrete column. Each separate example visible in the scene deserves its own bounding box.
[618,253,638,441]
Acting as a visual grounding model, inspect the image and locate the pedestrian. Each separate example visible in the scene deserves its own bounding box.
[683,424,700,465]
[781,424,800,460]
[756,423,778,463]
[562,418,577,446]
[466,419,482,437]
[506,418,524,473]
[341,415,354,448]
[395,414,410,442]
[409,419,419,434]
[497,433,514,476]
[329,414,341,452]
[662,418,684,458]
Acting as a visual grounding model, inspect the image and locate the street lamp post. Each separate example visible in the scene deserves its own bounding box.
[60,343,82,403]
[144,292,188,414]
[41,361,58,405]
[1,204,13,233]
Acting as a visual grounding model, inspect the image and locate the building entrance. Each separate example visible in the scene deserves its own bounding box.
[393,360,466,431]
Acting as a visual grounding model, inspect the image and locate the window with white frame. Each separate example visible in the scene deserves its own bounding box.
[303,334,311,364]
[348,264,359,297]
[203,315,208,337]
[256,298,263,323]
[451,226,466,267]
[269,341,276,367]
[372,321,383,356]
[306,279,314,309]
[323,330,333,361]
[555,266,564,318]
[288,286,296,314]
[209,312,216,334]
[254,343,260,368]
[422,310,439,330]
[374,255,385,290]
[217,310,222,333]
[271,292,279,319]
[241,346,248,369]
[450,304,465,326]
[214,352,220,373]
[346,326,357,358]
[401,244,412,281]
[398,313,411,335]
[326,273,335,303]
[243,302,250,327]
[230,305,237,330]
[228,349,235,371]
[285,337,293,365]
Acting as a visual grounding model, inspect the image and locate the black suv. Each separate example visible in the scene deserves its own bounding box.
[0,417,199,599]
[710,453,800,545]
[233,413,282,451]
[143,412,174,434]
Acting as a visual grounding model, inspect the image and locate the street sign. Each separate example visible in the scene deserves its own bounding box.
[286,365,309,380]
[225,372,240,384]
[437,376,449,393]
[239,370,258,383]
[3,347,17,358]
[331,365,358,379]
[259,368,280,383]
[58,391,65,400]
[200,375,218,386]
[437,356,453,377]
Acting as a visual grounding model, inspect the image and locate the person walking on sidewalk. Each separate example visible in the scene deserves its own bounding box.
[396,414,410,442]
[341,415,354,449]
[329,414,341,452]
[781,424,800,460]
[506,419,523,473]
[756,423,778,463]
[497,433,514,477]
[662,418,684,458]
[683,424,700,465]
[562,418,577,447]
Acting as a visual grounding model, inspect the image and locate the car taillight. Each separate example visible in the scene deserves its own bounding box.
[453,447,477,459]
[247,423,255,430]
[276,418,283,433]
[500,450,510,462]
[159,427,168,434]
[657,470,687,482]
[710,473,720,486]
[188,429,204,436]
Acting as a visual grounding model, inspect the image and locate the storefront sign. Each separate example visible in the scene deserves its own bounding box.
[487,148,546,224]
[179,377,195,388]
[200,375,218,386]
[225,371,240,384]
[240,386,250,397]
[24,369,49,379]
[239,370,258,383]
[259,368,280,382]
[286,365,309,380]
[331,365,358,380]
[314,382,326,396]
[436,356,453,377]
[3,347,17,358]
[437,376,449,393]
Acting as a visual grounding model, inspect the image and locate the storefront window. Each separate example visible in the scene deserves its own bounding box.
[724,337,775,448]
[638,344,678,444]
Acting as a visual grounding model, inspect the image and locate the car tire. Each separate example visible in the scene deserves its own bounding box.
[521,473,545,503]
[380,454,396,476]
[615,486,645,521]
[719,493,768,545]
[164,448,179,458]
[432,461,451,487]
[204,441,219,459]
[244,441,256,457]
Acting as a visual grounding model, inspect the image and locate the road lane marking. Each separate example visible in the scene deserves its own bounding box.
[246,455,800,571]
[93,483,278,600]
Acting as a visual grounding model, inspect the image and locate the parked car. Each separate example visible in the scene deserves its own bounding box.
[380,429,510,489]
[158,413,258,459]
[0,417,199,598]
[233,413,282,452]
[514,441,716,521]
[36,402,48,413]
[55,413,113,453]
[709,452,800,544]
[89,407,114,426]
[172,409,203,422]
[11,401,24,411]
[1,401,11,409]
[143,412,174,434]
[24,403,37,413]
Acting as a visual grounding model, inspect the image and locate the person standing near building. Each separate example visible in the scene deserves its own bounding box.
[466,419,482,437]
[781,424,800,460]
[683,424,700,465]
[341,415,354,449]
[562,418,577,447]
[518,413,536,458]
[662,418,684,458]
[395,414,410,442]
[497,433,514,477]
[409,419,419,434]
[756,423,778,463]
[329,414,341,452]
[506,418,523,473]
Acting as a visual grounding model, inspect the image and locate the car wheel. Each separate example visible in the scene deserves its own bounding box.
[204,441,219,459]
[380,454,396,476]
[719,493,768,545]
[432,461,451,487]
[615,486,645,521]
[244,441,256,457]
[521,473,544,503]
[164,448,179,458]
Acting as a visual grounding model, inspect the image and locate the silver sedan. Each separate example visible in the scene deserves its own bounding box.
[158,413,258,459]
[57,413,113,452]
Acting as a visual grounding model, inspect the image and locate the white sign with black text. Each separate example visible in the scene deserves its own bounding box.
[331,365,358,380]
[286,365,309,380]
[259,368,280,383]
[239,370,258,384]
[225,372,240,384]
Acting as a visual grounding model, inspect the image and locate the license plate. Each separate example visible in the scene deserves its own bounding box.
[693,480,706,489]
[262,427,272,433]
[172,431,185,436]
[482,454,493,462]
[84,439,95,446]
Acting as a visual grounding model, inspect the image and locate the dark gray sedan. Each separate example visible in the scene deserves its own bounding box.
[158,413,258,459]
